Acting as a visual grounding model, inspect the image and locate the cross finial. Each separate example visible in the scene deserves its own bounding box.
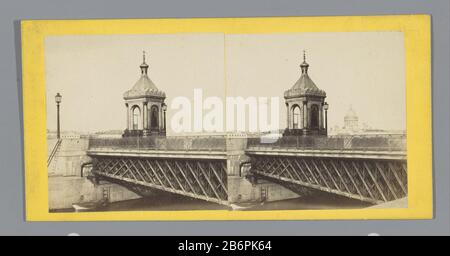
[300,50,309,74]
[140,50,149,75]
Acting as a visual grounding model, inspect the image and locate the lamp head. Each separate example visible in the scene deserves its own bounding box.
[55,93,62,104]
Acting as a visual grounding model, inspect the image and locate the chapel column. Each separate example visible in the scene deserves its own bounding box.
[142,102,147,130]
[126,103,130,130]
[286,103,290,129]
[303,101,308,129]
[319,105,323,129]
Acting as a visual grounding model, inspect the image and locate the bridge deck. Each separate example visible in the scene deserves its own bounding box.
[246,147,406,160]
[88,148,226,159]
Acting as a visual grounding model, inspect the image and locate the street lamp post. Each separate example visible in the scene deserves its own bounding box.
[55,93,62,139]
[323,102,329,136]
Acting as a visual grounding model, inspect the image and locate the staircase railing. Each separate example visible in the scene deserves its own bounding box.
[47,139,62,167]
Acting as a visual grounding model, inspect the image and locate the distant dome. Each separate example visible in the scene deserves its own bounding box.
[344,106,358,121]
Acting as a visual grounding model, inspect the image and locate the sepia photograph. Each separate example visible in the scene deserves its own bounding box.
[45,31,408,213]
[0,0,441,237]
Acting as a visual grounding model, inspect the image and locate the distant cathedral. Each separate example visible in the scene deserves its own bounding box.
[330,105,376,135]
[283,51,329,136]
[123,52,167,137]
[343,105,359,132]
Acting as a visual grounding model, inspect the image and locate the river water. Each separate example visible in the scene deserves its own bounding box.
[68,190,372,212]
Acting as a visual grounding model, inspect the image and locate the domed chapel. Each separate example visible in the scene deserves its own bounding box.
[123,52,167,137]
[283,51,329,136]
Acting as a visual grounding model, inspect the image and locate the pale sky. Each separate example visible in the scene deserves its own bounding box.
[45,32,405,135]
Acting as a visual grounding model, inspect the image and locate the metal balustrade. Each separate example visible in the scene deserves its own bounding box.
[89,136,227,152]
[247,134,406,152]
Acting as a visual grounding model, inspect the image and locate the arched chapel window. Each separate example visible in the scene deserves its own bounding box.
[292,105,301,129]
[151,105,159,129]
[132,106,140,130]
[310,105,319,129]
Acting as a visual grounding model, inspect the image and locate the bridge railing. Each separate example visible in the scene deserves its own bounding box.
[88,136,227,152]
[247,134,406,152]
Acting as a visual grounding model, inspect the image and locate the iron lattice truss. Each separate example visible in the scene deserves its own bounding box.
[250,155,407,204]
[92,156,228,205]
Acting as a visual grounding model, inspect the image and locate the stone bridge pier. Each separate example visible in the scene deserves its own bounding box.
[226,135,300,204]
